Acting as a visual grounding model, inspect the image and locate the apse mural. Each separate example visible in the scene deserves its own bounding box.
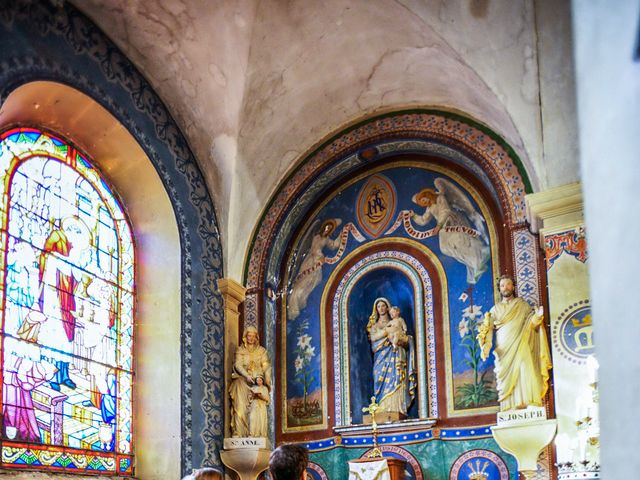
[282,163,500,432]
[0,129,134,475]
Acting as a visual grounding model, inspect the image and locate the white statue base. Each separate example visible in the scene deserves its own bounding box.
[491,407,557,479]
[221,437,271,480]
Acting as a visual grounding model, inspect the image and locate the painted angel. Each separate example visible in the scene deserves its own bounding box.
[286,218,342,320]
[411,178,490,284]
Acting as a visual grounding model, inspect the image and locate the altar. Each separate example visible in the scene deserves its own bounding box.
[348,457,406,480]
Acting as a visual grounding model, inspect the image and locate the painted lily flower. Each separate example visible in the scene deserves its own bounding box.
[294,356,304,372]
[462,304,483,320]
[297,334,312,349]
[458,318,469,338]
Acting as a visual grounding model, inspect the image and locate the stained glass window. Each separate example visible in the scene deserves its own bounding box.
[0,128,134,475]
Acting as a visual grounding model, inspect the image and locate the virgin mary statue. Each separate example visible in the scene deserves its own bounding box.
[366,297,416,414]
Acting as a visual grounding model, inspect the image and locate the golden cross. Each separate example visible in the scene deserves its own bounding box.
[362,396,383,458]
[362,396,381,421]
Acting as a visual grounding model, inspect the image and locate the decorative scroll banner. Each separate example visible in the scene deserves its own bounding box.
[290,223,365,280]
[385,210,482,239]
[324,223,366,264]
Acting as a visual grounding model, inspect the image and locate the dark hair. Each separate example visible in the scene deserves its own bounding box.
[269,444,309,480]
[496,274,515,288]
[193,467,223,480]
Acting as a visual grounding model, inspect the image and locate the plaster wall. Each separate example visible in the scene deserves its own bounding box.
[572,0,640,477]
[230,0,577,279]
[534,0,580,188]
[72,1,578,281]
[75,0,258,246]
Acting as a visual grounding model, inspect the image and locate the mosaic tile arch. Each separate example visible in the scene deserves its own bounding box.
[244,109,534,293]
[0,2,225,474]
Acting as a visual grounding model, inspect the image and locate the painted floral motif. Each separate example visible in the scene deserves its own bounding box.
[290,320,321,422]
[455,304,498,409]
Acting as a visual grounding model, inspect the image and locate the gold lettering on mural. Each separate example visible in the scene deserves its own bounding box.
[365,184,388,223]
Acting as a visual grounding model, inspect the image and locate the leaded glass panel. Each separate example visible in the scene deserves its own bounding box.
[0,128,134,475]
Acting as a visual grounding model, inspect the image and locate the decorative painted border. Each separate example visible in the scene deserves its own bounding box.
[360,445,424,480]
[1,443,121,475]
[544,229,588,270]
[449,449,510,480]
[307,461,329,480]
[535,449,551,480]
[244,111,531,292]
[439,427,493,439]
[0,2,224,473]
[512,228,541,305]
[331,250,437,423]
[303,425,497,451]
[342,430,434,447]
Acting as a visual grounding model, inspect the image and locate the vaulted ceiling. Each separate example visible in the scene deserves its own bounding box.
[72,0,578,278]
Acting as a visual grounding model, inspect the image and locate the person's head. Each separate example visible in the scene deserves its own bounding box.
[389,306,400,319]
[182,467,223,480]
[376,300,389,316]
[62,216,91,250]
[193,468,222,480]
[256,375,264,386]
[319,219,337,237]
[497,275,516,299]
[243,326,259,347]
[269,444,309,480]
[412,188,438,207]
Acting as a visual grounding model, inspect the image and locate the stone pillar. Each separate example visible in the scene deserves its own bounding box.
[217,278,247,439]
[527,182,599,479]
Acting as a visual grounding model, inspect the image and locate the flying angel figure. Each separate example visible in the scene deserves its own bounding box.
[286,218,343,320]
[411,178,490,284]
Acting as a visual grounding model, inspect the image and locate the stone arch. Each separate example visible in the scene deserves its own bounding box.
[243,110,534,322]
[0,1,224,475]
[244,109,543,448]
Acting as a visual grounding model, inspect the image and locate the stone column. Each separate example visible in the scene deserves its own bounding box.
[217,278,247,438]
[527,182,599,479]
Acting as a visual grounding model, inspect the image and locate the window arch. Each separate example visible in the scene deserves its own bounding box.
[0,128,134,475]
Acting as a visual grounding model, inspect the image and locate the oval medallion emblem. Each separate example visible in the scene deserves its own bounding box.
[356,174,396,238]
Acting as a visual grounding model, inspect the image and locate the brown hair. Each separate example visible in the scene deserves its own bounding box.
[412,188,438,207]
[496,274,515,288]
[193,467,223,480]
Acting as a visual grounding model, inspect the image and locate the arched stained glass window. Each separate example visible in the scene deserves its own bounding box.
[0,128,134,475]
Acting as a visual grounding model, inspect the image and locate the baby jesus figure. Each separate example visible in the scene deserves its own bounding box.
[385,306,409,350]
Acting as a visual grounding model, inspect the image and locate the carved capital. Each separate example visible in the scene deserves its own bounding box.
[525,182,584,237]
[218,278,247,313]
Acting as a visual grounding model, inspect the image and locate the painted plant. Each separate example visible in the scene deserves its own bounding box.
[455,304,498,408]
[289,319,322,424]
